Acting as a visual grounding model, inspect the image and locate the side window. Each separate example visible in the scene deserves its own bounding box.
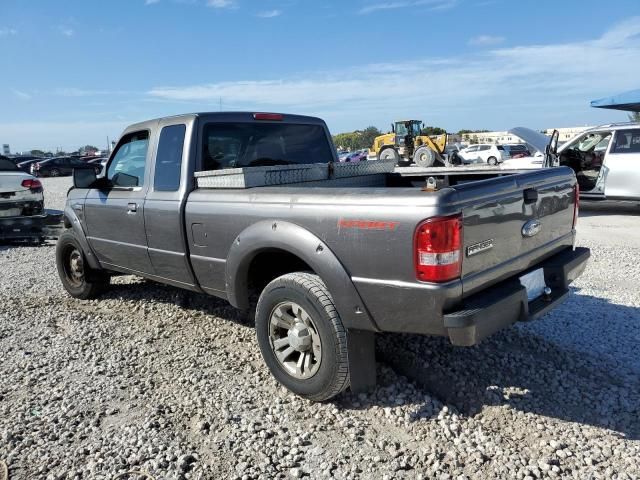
[612,130,640,154]
[479,145,490,151]
[154,124,186,192]
[107,131,149,187]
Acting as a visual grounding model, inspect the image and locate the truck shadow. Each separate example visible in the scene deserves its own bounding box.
[99,280,639,439]
[579,202,640,217]
[376,291,640,439]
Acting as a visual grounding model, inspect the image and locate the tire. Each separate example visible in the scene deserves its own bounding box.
[50,168,60,177]
[378,147,401,165]
[56,230,110,299]
[255,272,349,401]
[487,156,498,166]
[413,146,436,167]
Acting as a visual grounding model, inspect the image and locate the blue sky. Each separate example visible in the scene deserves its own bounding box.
[1,0,639,152]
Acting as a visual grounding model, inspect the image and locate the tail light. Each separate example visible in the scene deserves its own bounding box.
[21,178,42,190]
[415,214,463,282]
[253,113,283,121]
[572,183,579,229]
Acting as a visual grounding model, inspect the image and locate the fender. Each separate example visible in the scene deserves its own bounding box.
[225,220,379,332]
[63,205,101,270]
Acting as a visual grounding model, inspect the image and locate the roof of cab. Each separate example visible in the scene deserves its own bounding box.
[123,112,326,133]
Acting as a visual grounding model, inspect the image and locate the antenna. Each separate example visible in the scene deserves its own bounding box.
[219,96,222,111]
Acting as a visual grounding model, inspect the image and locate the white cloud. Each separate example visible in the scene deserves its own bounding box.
[54,88,131,97]
[58,26,74,37]
[145,0,161,4]
[147,17,640,131]
[12,89,32,100]
[468,34,504,46]
[0,27,18,36]
[257,9,282,18]
[207,0,236,8]
[359,0,456,14]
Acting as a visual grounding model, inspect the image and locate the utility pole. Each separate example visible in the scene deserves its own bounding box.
[219,96,222,111]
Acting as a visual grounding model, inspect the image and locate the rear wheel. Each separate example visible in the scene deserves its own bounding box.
[255,272,349,401]
[56,231,109,299]
[487,156,498,166]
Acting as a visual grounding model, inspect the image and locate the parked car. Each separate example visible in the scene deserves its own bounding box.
[31,157,88,177]
[85,157,108,174]
[511,123,640,201]
[501,151,545,169]
[16,158,41,173]
[57,111,588,402]
[341,151,367,162]
[0,157,47,241]
[501,144,532,159]
[456,144,504,165]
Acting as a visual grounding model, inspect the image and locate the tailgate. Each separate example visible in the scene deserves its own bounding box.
[454,167,577,296]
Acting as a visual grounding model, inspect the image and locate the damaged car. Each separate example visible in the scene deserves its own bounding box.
[0,157,62,242]
[509,124,640,201]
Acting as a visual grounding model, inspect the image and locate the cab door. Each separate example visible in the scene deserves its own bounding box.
[604,129,640,200]
[83,129,155,274]
[143,119,198,288]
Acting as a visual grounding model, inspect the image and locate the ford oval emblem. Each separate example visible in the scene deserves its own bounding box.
[522,219,542,237]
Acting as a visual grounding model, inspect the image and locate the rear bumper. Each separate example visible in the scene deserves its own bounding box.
[0,209,64,241]
[444,246,590,346]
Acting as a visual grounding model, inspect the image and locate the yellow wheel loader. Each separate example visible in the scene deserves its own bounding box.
[370,120,448,167]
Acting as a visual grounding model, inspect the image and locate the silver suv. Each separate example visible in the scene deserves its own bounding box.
[558,122,640,201]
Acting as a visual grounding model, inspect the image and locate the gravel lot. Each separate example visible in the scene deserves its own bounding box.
[1,177,639,480]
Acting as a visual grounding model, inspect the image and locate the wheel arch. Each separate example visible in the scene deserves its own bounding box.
[62,206,101,270]
[225,220,379,331]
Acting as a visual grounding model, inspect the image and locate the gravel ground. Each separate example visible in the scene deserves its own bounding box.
[1,177,638,480]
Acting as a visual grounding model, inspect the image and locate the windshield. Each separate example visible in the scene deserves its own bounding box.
[0,159,18,171]
[395,122,408,136]
[569,132,611,153]
[411,122,422,136]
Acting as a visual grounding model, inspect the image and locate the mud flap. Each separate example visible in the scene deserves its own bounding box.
[347,329,377,393]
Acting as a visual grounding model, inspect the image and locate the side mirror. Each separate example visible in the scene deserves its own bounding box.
[391,123,395,133]
[73,167,97,189]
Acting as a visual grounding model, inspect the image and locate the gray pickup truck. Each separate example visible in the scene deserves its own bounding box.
[56,112,589,401]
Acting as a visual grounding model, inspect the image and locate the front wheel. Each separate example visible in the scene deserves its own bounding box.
[487,156,498,166]
[50,168,61,177]
[56,231,110,299]
[255,272,349,401]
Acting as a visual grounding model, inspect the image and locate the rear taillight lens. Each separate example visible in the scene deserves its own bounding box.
[21,178,42,190]
[415,214,463,282]
[572,183,579,229]
[253,113,283,121]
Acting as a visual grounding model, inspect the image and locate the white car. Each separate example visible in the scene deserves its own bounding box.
[501,151,545,169]
[456,144,504,165]
[0,157,46,240]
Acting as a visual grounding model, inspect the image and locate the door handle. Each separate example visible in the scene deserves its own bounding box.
[127,202,138,214]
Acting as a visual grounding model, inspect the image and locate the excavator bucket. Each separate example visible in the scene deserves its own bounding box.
[429,133,448,154]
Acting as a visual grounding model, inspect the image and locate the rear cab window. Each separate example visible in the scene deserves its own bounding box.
[199,122,333,171]
[154,124,186,191]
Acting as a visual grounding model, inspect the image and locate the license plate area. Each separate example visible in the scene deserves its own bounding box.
[519,268,547,302]
[0,208,21,217]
